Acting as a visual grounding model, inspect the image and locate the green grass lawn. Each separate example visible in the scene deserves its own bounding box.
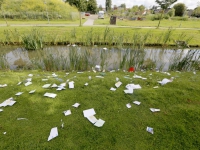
[0,70,200,149]
[0,26,199,46]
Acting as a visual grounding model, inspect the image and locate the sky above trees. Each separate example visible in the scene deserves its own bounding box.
[96,0,198,9]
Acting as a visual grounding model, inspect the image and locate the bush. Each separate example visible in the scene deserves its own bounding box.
[171,16,188,21]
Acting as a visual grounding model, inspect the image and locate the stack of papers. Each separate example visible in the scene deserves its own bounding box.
[48,127,58,141]
[0,97,16,107]
[44,93,57,98]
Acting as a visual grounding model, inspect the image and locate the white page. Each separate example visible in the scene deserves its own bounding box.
[126,103,131,108]
[44,93,57,98]
[17,82,22,85]
[63,110,71,116]
[115,81,122,88]
[0,109,3,112]
[42,84,51,88]
[146,127,154,134]
[94,119,105,127]
[51,84,58,88]
[87,115,98,124]
[17,118,28,120]
[83,108,96,117]
[124,89,133,94]
[84,83,88,86]
[29,90,36,94]
[28,74,33,77]
[133,101,141,105]
[25,82,32,86]
[72,103,80,108]
[0,84,7,88]
[15,92,23,96]
[110,87,116,91]
[48,127,58,141]
[150,108,160,112]
[95,76,104,78]
[69,81,74,89]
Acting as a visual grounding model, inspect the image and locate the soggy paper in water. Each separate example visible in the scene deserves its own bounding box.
[94,119,105,127]
[86,115,98,124]
[63,110,71,116]
[150,108,160,112]
[133,101,141,105]
[44,93,57,98]
[126,103,131,108]
[146,127,154,134]
[115,81,122,88]
[42,84,51,88]
[48,127,58,141]
[72,103,80,108]
[15,92,23,96]
[29,90,36,94]
[83,108,96,117]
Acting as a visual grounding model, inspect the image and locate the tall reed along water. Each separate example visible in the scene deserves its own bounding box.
[1,46,200,71]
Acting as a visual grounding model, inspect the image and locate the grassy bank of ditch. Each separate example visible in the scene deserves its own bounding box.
[0,70,200,149]
[0,26,199,47]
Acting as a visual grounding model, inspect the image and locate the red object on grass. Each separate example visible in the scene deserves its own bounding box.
[128,67,135,72]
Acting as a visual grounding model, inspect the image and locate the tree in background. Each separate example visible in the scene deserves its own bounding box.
[131,5,139,14]
[139,5,145,12]
[173,3,186,16]
[98,5,103,11]
[192,6,200,17]
[65,0,87,11]
[120,3,126,10]
[105,0,111,12]
[167,8,175,17]
[155,0,177,28]
[87,0,97,13]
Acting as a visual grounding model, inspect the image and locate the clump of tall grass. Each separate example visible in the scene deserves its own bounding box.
[0,54,9,70]
[21,28,44,50]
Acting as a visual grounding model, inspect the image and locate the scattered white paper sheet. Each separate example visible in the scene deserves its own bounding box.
[17,118,28,120]
[133,75,147,80]
[0,84,7,88]
[51,84,58,88]
[110,87,116,91]
[95,76,104,78]
[66,73,69,75]
[29,90,36,94]
[87,115,98,124]
[28,74,33,77]
[25,81,32,86]
[48,127,58,141]
[0,109,3,112]
[69,81,74,89]
[42,79,48,81]
[150,108,160,112]
[88,76,92,80]
[126,84,141,90]
[42,84,51,88]
[116,77,119,81]
[110,70,115,73]
[115,81,122,88]
[56,87,66,91]
[15,92,23,96]
[63,110,71,116]
[44,93,57,98]
[26,78,32,82]
[17,82,22,85]
[158,78,172,85]
[84,83,88,86]
[124,89,134,94]
[72,103,80,108]
[52,73,58,77]
[83,108,96,117]
[94,119,105,127]
[153,86,159,89]
[126,103,131,108]
[77,72,84,74]
[146,127,154,134]
[0,97,16,107]
[133,101,141,105]
[3,132,6,135]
